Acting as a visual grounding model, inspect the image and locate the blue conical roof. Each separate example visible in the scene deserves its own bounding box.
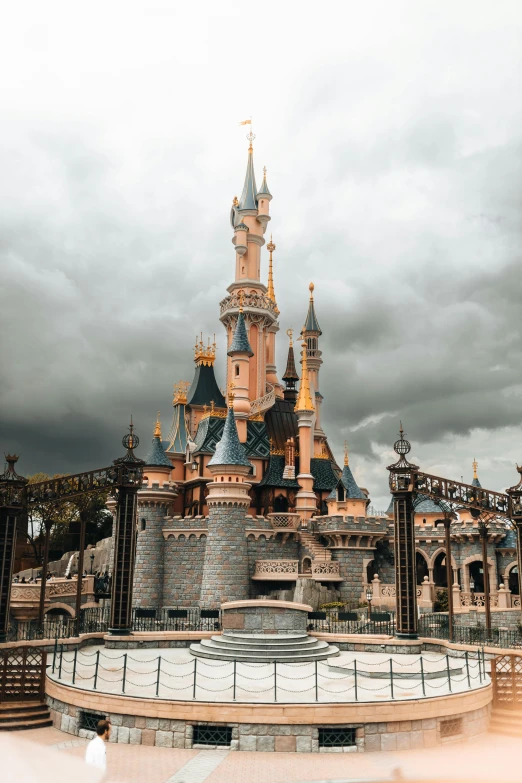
[208,407,252,468]
[145,435,172,467]
[238,148,258,211]
[472,476,482,488]
[257,170,271,198]
[340,464,366,499]
[303,297,321,335]
[228,311,253,356]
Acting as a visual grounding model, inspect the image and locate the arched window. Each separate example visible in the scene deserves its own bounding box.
[235,364,239,377]
[337,484,345,502]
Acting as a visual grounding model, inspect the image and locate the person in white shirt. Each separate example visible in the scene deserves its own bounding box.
[85,719,111,773]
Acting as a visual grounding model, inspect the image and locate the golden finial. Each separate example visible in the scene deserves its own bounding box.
[173,380,189,406]
[153,412,161,438]
[267,235,277,305]
[210,400,215,414]
[294,339,315,413]
[344,440,349,466]
[309,282,315,299]
[473,458,478,480]
[194,333,217,366]
[247,129,255,152]
[232,196,238,206]
[286,328,294,347]
[263,166,267,176]
[228,381,236,408]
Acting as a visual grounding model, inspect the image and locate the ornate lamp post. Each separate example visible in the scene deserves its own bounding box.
[507,466,522,620]
[109,422,145,635]
[366,585,373,619]
[387,425,419,639]
[478,518,492,635]
[0,455,28,642]
[90,553,95,574]
[37,518,53,629]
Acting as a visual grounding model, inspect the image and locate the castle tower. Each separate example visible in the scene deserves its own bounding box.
[327,442,368,517]
[282,329,299,405]
[265,235,283,396]
[302,283,325,448]
[294,340,317,520]
[227,297,254,443]
[135,414,177,608]
[220,137,280,409]
[199,398,252,608]
[186,335,226,437]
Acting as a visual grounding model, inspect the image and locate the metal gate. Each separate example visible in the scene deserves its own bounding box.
[0,647,47,702]
[491,654,522,709]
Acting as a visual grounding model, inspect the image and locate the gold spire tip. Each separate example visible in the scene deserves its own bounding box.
[286,328,293,347]
[472,458,478,479]
[344,440,349,466]
[309,282,314,298]
[153,412,161,438]
[227,381,235,408]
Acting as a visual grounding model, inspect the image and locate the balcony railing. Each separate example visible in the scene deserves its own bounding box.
[267,513,301,531]
[253,559,341,580]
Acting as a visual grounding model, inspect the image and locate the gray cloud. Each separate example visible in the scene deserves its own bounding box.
[1,1,522,510]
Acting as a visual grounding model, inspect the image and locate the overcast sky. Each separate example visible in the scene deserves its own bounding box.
[1,1,521,509]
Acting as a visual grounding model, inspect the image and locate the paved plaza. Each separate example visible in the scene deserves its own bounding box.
[13,725,522,783]
[50,646,487,703]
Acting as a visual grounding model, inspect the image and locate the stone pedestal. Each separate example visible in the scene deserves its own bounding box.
[221,599,312,634]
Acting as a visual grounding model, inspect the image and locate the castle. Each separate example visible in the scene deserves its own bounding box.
[127,138,519,613]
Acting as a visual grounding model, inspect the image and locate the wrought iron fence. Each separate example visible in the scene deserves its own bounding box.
[307,611,395,636]
[6,605,220,641]
[418,613,522,649]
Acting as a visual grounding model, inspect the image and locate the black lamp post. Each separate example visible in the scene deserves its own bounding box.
[90,553,95,574]
[366,585,373,619]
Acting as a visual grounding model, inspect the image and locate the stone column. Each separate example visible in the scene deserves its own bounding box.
[134,488,176,608]
[199,466,252,609]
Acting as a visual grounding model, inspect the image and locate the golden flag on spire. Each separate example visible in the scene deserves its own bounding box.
[238,119,251,126]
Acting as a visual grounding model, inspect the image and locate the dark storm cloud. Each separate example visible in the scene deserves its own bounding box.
[1,2,522,509]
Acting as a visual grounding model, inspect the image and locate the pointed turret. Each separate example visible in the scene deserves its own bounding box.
[144,413,172,467]
[167,382,189,453]
[187,334,226,408]
[257,165,272,200]
[238,138,258,212]
[282,329,299,404]
[472,458,482,488]
[303,282,322,335]
[208,402,252,468]
[227,309,253,357]
[339,442,366,500]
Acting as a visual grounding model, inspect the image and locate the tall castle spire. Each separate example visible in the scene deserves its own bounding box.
[295,339,314,413]
[282,328,299,404]
[266,235,278,313]
[222,136,279,403]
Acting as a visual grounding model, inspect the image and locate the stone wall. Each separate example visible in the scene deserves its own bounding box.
[199,506,250,608]
[163,535,207,607]
[134,502,169,608]
[331,550,368,603]
[47,696,490,752]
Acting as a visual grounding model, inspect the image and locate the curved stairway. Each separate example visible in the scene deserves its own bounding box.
[190,632,339,663]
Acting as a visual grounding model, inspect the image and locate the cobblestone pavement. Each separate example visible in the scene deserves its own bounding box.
[10,726,522,783]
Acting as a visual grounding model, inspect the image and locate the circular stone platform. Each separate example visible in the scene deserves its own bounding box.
[220,599,312,634]
[190,631,339,662]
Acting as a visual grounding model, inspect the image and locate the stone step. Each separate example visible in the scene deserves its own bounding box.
[199,639,330,657]
[0,717,53,732]
[222,632,308,643]
[216,635,319,649]
[190,642,339,663]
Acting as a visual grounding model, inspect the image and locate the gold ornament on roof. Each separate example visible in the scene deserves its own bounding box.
[228,381,236,408]
[286,328,294,347]
[153,412,162,438]
[309,282,315,299]
[173,381,189,406]
[266,234,279,314]
[294,339,315,413]
[473,458,478,480]
[194,333,217,366]
[344,440,349,466]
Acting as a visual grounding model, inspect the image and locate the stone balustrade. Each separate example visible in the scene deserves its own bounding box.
[10,576,96,620]
[252,559,341,581]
